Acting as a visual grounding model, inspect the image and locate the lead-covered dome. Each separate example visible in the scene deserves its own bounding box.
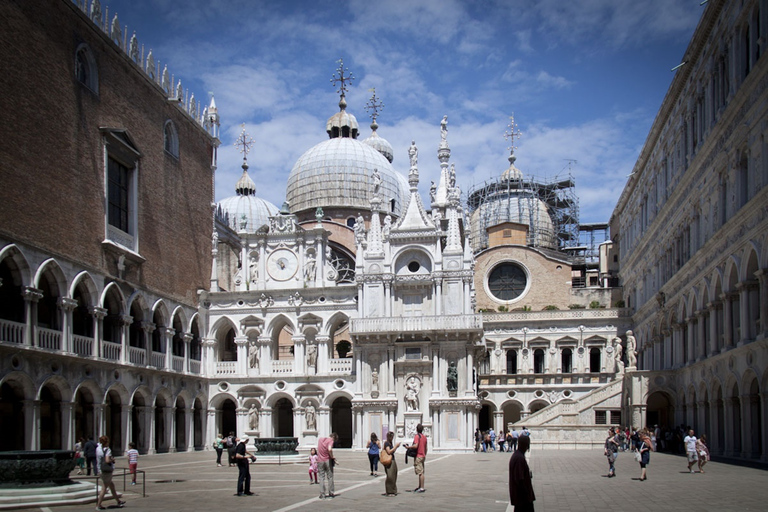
[218,162,279,232]
[286,94,408,215]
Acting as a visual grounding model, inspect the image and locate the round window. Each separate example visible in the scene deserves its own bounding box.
[408,261,420,272]
[488,262,527,301]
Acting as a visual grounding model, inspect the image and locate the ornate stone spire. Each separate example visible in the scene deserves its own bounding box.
[365,88,384,132]
[434,115,452,207]
[503,114,523,180]
[327,59,358,138]
[234,126,257,196]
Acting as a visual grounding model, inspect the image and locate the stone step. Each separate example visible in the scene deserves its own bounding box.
[0,481,122,510]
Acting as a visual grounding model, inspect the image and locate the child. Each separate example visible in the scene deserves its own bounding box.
[127,442,139,485]
[308,447,319,484]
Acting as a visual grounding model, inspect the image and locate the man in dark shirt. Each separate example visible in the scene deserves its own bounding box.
[509,435,535,511]
[83,436,98,476]
[234,436,255,496]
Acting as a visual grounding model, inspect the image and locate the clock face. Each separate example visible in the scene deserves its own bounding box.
[267,249,298,281]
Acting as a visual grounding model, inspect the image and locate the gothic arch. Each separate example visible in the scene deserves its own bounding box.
[0,371,36,400]
[38,375,73,402]
[267,314,296,339]
[104,382,130,405]
[70,271,99,307]
[209,315,238,340]
[100,282,126,313]
[170,306,188,332]
[34,259,68,297]
[151,299,171,327]
[323,311,350,338]
[0,243,32,286]
[73,379,105,404]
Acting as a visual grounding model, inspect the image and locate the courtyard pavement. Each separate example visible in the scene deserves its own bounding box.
[15,447,768,511]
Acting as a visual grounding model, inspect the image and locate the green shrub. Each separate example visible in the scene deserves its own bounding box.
[543,305,559,310]
[568,304,586,309]
[498,305,508,312]
[589,300,602,309]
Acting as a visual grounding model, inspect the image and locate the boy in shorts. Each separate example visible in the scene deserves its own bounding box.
[127,442,139,485]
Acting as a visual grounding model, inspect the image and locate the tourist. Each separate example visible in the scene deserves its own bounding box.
[696,435,710,473]
[383,431,400,496]
[489,427,496,451]
[227,431,237,467]
[213,433,224,466]
[510,428,519,452]
[367,432,381,476]
[636,428,653,481]
[84,435,98,476]
[234,436,255,496]
[95,436,124,510]
[506,430,513,452]
[604,427,619,477]
[410,423,427,492]
[308,447,319,484]
[509,434,535,512]
[498,430,506,452]
[684,429,698,473]
[483,431,491,452]
[74,437,85,475]
[126,442,139,486]
[474,428,482,452]
[317,432,338,499]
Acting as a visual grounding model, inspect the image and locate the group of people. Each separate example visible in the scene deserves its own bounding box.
[604,425,711,481]
[475,426,530,452]
[73,435,135,510]
[212,432,258,496]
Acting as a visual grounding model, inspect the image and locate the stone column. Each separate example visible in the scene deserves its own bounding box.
[206,408,217,449]
[387,345,396,397]
[185,407,195,451]
[706,302,719,355]
[122,405,132,454]
[120,314,132,364]
[685,316,695,364]
[168,407,177,453]
[62,401,75,451]
[91,307,107,358]
[384,281,391,317]
[58,297,78,353]
[737,283,749,345]
[202,338,216,377]
[739,393,751,459]
[23,400,40,450]
[257,335,271,375]
[722,398,735,456]
[163,328,174,370]
[465,346,474,397]
[183,333,193,373]
[93,404,105,440]
[435,281,443,316]
[318,406,330,438]
[756,269,767,336]
[292,335,306,375]
[720,292,733,349]
[22,287,42,347]
[235,336,248,375]
[494,410,504,437]
[142,322,154,367]
[431,346,440,396]
[146,406,156,454]
[316,335,330,375]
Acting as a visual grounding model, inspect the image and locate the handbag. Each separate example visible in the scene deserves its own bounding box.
[634,442,644,462]
[379,447,392,467]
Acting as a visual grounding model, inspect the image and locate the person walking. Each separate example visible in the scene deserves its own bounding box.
[234,436,255,496]
[226,431,237,467]
[604,427,619,477]
[95,436,124,510]
[696,435,710,473]
[410,423,427,493]
[317,433,338,499]
[83,436,98,476]
[474,428,481,452]
[74,438,85,475]
[637,428,653,481]
[367,433,381,476]
[510,428,519,452]
[126,442,139,486]
[308,447,319,484]
[213,433,224,467]
[382,431,400,496]
[684,429,698,473]
[498,430,506,452]
[509,435,535,512]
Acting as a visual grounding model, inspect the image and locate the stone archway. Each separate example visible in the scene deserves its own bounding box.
[0,382,24,450]
[155,395,168,453]
[274,398,294,438]
[646,390,675,429]
[175,396,187,452]
[478,403,494,431]
[40,384,62,450]
[503,401,523,429]
[105,389,122,455]
[330,397,352,448]
[74,387,95,441]
[193,397,204,449]
[220,399,237,438]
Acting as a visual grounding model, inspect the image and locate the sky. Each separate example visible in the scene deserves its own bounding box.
[101,0,703,224]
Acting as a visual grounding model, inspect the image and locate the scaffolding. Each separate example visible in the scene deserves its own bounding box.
[466,172,580,253]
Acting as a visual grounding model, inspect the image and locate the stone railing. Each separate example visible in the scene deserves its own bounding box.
[329,358,353,373]
[0,319,24,344]
[216,361,237,375]
[351,314,482,335]
[518,378,624,427]
[272,360,294,374]
[37,327,62,350]
[482,308,630,323]
[189,359,201,374]
[103,341,121,361]
[73,335,93,356]
[151,351,166,369]
[481,372,615,387]
[128,346,146,366]
[172,355,184,372]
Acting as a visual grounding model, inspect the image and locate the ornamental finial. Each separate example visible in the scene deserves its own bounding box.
[365,87,384,126]
[234,124,255,161]
[504,114,522,156]
[330,58,355,98]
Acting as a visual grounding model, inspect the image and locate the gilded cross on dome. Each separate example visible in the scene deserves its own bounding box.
[504,114,522,154]
[330,58,354,97]
[365,88,384,123]
[234,124,255,159]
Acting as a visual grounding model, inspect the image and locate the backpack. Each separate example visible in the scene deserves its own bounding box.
[226,436,234,448]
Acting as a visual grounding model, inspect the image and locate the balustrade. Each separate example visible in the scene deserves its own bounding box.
[215,361,237,375]
[128,346,146,365]
[151,351,166,369]
[102,341,121,361]
[189,359,201,374]
[329,358,353,373]
[37,327,62,350]
[271,360,294,374]
[0,319,25,344]
[172,356,184,372]
[73,335,93,356]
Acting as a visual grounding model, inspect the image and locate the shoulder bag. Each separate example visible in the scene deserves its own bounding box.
[379,446,392,467]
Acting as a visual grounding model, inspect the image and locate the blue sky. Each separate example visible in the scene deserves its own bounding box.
[102,0,702,223]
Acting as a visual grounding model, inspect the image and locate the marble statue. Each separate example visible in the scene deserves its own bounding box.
[614,337,624,373]
[110,14,121,47]
[129,33,139,62]
[372,370,379,391]
[449,163,456,188]
[447,362,458,392]
[372,168,381,195]
[305,404,316,431]
[382,215,391,238]
[306,344,317,368]
[430,181,436,202]
[304,253,316,281]
[248,343,259,370]
[440,115,448,142]
[408,140,418,168]
[626,330,637,368]
[405,376,420,411]
[248,404,258,430]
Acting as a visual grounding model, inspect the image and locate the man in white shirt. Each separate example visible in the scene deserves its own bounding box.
[683,429,698,473]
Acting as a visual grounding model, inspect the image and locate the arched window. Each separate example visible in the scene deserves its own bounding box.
[589,347,601,373]
[533,349,545,374]
[561,348,573,373]
[163,120,179,158]
[506,350,517,374]
[75,44,98,93]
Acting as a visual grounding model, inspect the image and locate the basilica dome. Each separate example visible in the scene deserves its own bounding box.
[217,162,279,232]
[286,96,408,216]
